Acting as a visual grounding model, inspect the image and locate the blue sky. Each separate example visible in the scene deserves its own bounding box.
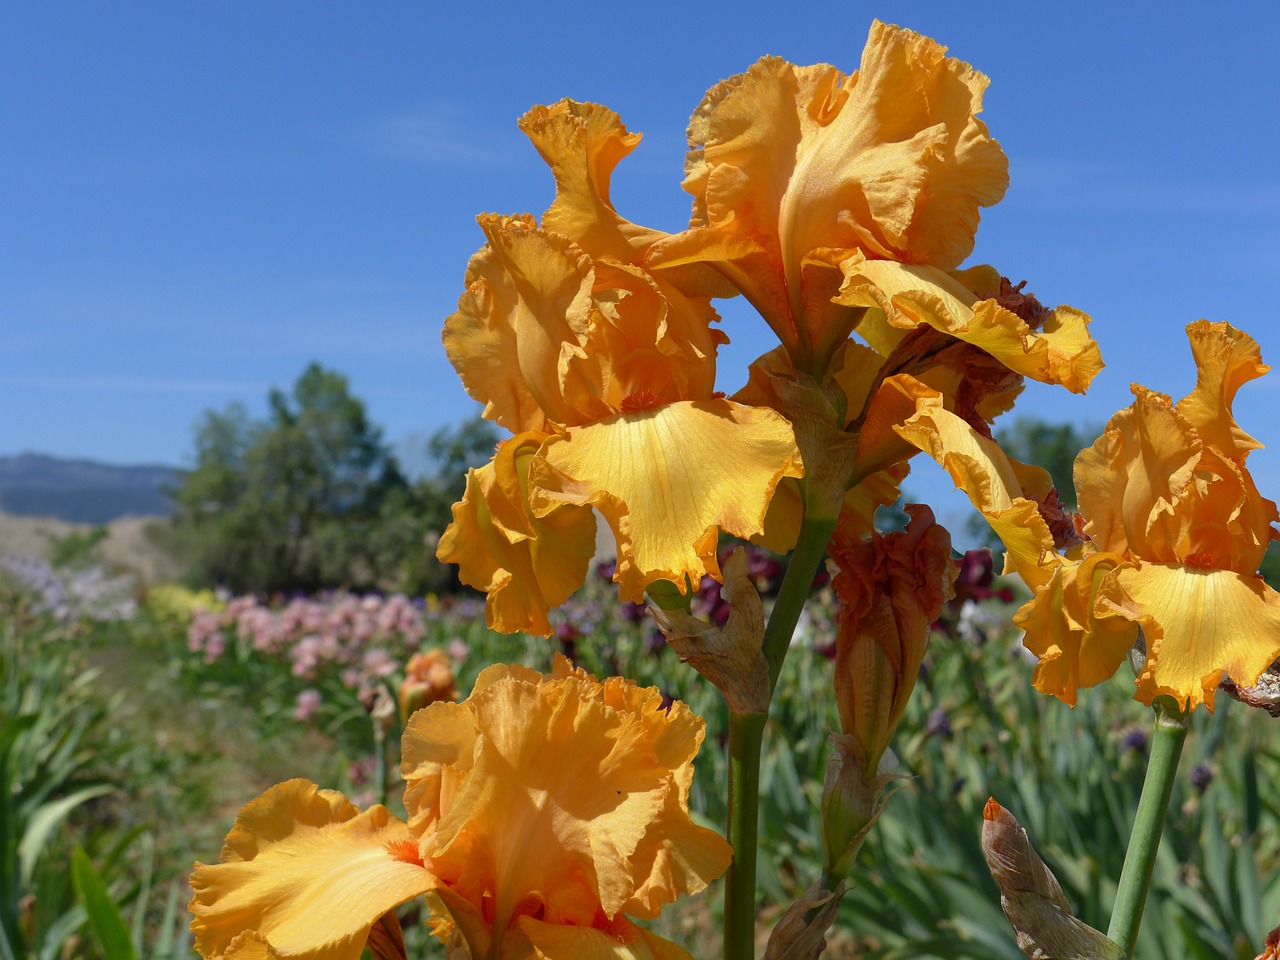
[3,2,1279,538]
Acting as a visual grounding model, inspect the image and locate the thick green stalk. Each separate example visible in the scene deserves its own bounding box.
[1106,699,1190,957]
[723,711,766,960]
[722,510,838,960]
[763,513,840,693]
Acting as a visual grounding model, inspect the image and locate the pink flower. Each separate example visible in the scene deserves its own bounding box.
[294,688,321,721]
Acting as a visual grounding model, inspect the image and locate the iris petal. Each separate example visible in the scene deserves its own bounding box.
[529,399,802,602]
[189,780,434,960]
[1120,564,1280,711]
[436,435,597,636]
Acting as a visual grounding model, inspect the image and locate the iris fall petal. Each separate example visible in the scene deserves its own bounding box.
[529,399,803,601]
[1120,564,1280,711]
[189,780,435,960]
[436,434,597,636]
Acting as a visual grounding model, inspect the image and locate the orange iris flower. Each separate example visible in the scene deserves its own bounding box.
[647,20,1101,393]
[190,657,731,959]
[897,321,1280,710]
[437,102,802,635]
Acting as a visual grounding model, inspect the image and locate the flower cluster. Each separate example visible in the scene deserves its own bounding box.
[437,20,1103,652]
[0,553,137,622]
[901,321,1280,710]
[187,592,427,692]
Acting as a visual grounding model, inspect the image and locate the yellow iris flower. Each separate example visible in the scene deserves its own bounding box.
[438,102,802,634]
[647,20,1100,393]
[897,321,1280,710]
[190,657,731,959]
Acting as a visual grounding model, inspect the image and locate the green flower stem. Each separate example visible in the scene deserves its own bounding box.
[373,727,389,809]
[723,510,838,960]
[724,710,766,960]
[1106,698,1190,957]
[763,513,840,693]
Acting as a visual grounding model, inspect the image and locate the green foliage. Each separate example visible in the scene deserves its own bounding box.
[164,366,499,596]
[46,528,109,570]
[72,846,137,960]
[174,364,408,593]
[1260,541,1280,588]
[0,596,121,958]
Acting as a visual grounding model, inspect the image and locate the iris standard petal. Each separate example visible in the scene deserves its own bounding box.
[400,664,728,953]
[1073,388,1201,563]
[649,20,1006,374]
[1176,319,1269,458]
[443,214,558,435]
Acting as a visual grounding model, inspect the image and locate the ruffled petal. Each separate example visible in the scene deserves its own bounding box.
[442,214,574,433]
[419,677,665,928]
[837,256,1102,393]
[520,100,648,263]
[1119,564,1280,711]
[403,665,727,944]
[1176,319,1269,458]
[1012,553,1140,706]
[519,100,734,300]
[895,395,1059,588]
[529,399,802,601]
[649,20,1006,373]
[583,260,724,408]
[1076,322,1278,576]
[621,780,732,918]
[219,932,280,959]
[436,434,597,636]
[1075,387,1201,563]
[849,20,1009,267]
[445,212,730,437]
[539,664,732,917]
[472,214,604,426]
[189,780,435,960]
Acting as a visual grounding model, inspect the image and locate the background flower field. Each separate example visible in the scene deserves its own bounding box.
[2,540,1277,959]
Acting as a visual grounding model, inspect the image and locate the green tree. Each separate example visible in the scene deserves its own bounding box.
[387,415,501,594]
[167,368,502,595]
[169,365,408,593]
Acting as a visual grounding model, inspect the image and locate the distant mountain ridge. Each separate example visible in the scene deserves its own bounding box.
[0,452,182,524]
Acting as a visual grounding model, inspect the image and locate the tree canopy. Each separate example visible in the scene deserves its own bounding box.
[167,363,496,594]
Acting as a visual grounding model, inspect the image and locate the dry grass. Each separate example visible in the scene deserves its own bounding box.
[0,509,181,583]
